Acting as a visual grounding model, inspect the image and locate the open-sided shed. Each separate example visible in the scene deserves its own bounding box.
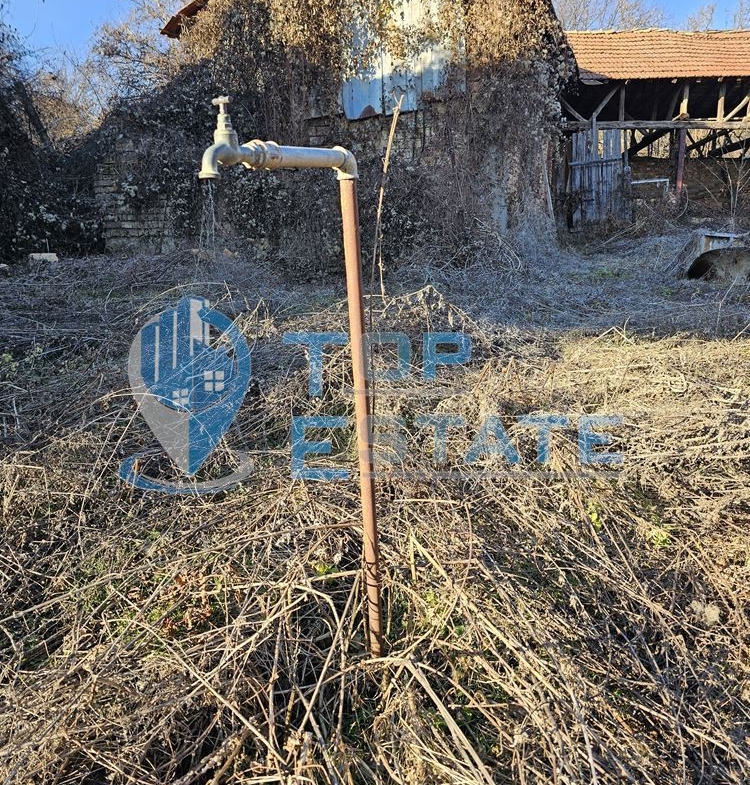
[561,29,750,226]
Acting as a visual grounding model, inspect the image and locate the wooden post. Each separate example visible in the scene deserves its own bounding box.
[718,81,727,121]
[619,85,627,167]
[667,83,681,120]
[680,83,690,117]
[676,128,687,199]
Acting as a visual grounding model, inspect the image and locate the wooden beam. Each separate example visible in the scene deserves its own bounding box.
[619,84,626,123]
[676,128,687,197]
[666,85,681,121]
[717,83,727,121]
[723,93,750,121]
[560,97,586,122]
[709,135,750,158]
[685,128,729,154]
[564,119,750,132]
[591,84,621,121]
[628,128,671,156]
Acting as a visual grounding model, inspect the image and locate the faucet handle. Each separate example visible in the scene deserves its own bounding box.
[209,95,239,147]
[212,96,232,115]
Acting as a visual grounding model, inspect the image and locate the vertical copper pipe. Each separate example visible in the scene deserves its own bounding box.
[339,177,384,657]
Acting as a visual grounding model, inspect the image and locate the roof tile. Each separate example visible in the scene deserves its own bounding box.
[566,29,750,80]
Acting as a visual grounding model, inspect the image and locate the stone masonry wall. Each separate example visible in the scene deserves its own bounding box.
[94,154,176,255]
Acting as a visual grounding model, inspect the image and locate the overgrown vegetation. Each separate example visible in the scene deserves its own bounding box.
[3,3,750,783]
[82,0,572,273]
[1,249,749,783]
[0,19,103,263]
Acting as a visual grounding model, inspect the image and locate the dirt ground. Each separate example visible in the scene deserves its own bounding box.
[0,231,749,783]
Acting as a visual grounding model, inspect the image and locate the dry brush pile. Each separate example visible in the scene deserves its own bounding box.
[0,253,749,783]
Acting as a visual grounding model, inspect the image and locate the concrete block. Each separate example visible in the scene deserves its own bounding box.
[671,230,750,281]
[28,253,59,263]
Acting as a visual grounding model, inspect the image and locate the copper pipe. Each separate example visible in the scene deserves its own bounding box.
[339,178,384,657]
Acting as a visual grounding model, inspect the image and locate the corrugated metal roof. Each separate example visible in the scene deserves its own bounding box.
[566,29,750,80]
[342,0,451,119]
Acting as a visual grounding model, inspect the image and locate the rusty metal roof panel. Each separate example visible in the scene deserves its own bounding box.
[161,0,210,39]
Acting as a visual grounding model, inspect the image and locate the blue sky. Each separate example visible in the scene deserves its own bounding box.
[2,0,163,58]
[1,0,745,61]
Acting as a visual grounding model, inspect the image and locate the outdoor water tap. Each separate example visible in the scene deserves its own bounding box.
[198,96,358,181]
[195,95,381,656]
[198,95,243,179]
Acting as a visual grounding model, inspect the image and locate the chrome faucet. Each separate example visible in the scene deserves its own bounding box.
[198,95,357,180]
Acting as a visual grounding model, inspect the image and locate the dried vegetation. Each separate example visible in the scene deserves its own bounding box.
[0,247,748,783]
[87,0,573,272]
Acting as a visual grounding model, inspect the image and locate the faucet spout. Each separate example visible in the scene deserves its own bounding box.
[198,96,244,179]
[199,142,242,180]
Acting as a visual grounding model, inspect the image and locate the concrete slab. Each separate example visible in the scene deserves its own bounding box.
[670,230,750,281]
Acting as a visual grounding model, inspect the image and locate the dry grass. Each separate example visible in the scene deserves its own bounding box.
[0,251,749,784]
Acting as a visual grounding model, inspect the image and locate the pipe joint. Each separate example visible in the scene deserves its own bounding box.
[333,146,358,180]
[240,140,282,171]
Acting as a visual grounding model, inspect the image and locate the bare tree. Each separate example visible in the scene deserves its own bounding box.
[553,0,667,30]
[687,3,716,30]
[28,66,97,142]
[733,0,750,27]
[87,0,180,101]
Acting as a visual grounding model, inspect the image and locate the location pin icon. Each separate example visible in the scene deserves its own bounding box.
[127,296,251,476]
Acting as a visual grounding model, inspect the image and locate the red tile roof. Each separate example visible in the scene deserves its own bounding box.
[566,29,750,80]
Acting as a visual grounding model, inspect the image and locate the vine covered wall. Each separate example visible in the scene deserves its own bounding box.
[93,0,574,270]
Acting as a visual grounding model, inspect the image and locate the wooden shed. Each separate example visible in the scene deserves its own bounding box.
[561,29,750,227]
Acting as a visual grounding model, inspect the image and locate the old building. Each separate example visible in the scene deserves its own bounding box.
[96,0,571,259]
[561,29,750,227]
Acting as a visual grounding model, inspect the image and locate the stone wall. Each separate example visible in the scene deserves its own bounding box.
[306,109,433,161]
[94,153,176,255]
[95,96,557,256]
[308,100,556,241]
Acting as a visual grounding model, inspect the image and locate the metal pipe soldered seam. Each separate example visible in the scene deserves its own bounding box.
[198,96,383,657]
